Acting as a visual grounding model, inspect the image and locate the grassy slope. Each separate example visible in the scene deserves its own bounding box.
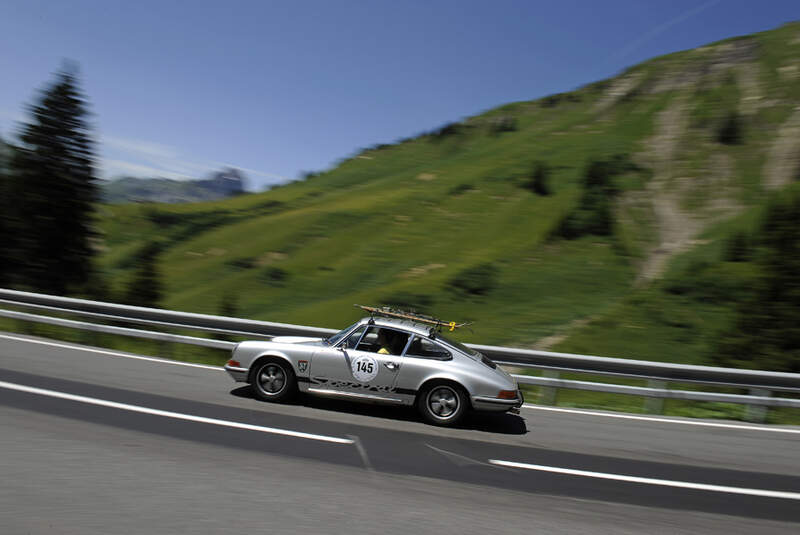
[99,82,657,346]
[97,22,800,367]
[553,22,800,363]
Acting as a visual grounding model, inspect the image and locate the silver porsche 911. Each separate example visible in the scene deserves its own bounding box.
[224,311,523,426]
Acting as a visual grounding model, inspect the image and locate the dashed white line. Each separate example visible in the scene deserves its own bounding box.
[0,380,353,445]
[489,460,800,500]
[522,403,800,434]
[0,333,223,371]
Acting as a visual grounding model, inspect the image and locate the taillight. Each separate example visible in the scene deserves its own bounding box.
[498,390,517,399]
[227,359,241,367]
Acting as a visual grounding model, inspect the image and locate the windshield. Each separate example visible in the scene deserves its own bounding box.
[325,322,359,346]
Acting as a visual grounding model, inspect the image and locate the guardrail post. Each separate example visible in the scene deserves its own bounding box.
[644,380,667,414]
[539,370,560,405]
[744,388,770,423]
[16,318,35,335]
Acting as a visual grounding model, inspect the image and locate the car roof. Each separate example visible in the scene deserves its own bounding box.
[357,316,433,337]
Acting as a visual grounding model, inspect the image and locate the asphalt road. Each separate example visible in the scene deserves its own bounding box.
[1,331,799,534]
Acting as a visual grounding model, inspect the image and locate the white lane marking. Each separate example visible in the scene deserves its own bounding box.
[4,332,798,435]
[522,403,800,435]
[0,380,353,445]
[0,333,223,371]
[489,460,800,501]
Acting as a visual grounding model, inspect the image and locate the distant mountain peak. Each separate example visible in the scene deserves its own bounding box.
[103,168,247,204]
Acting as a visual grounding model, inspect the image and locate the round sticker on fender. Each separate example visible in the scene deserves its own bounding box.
[352,355,378,382]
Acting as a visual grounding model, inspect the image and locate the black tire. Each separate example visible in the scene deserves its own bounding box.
[417,382,467,426]
[251,358,296,402]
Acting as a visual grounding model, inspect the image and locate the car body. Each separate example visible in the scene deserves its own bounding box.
[224,315,523,425]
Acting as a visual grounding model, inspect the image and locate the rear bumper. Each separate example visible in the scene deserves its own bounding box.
[472,390,524,413]
[224,364,249,382]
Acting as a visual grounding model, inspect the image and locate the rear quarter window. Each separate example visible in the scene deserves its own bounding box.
[406,336,451,360]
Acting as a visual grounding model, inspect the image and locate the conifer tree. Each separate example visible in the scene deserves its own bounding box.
[125,242,163,308]
[0,136,12,285]
[10,66,98,294]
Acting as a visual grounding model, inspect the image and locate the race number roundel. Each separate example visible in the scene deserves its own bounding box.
[351,355,378,382]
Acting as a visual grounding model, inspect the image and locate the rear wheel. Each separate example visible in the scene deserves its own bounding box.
[252,359,296,402]
[417,383,467,426]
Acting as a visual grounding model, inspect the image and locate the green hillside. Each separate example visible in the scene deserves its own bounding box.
[97,22,800,369]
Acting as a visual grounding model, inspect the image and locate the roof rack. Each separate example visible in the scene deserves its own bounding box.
[355,304,470,332]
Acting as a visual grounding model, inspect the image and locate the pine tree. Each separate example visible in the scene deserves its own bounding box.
[125,242,163,308]
[0,136,12,285]
[10,66,98,294]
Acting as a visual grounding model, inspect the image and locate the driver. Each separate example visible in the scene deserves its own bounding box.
[377,329,394,354]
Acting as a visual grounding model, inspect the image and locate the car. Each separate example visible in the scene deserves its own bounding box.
[224,307,523,426]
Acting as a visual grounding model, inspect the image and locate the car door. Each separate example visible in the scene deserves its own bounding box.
[309,325,407,401]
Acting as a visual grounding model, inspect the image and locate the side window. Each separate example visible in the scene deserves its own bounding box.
[406,336,451,360]
[356,326,409,355]
[341,326,366,349]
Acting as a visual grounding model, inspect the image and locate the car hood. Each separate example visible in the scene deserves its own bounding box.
[270,336,325,345]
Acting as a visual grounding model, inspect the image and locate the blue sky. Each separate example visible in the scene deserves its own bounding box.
[1,0,798,190]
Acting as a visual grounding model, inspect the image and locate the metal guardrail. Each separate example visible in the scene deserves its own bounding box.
[1,288,799,422]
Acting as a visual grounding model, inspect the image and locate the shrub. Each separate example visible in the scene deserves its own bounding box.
[712,190,800,372]
[447,263,498,297]
[717,112,743,145]
[218,293,239,317]
[226,257,256,270]
[725,231,751,262]
[448,183,475,196]
[523,161,551,195]
[429,122,463,141]
[554,157,623,239]
[262,267,288,287]
[489,116,517,134]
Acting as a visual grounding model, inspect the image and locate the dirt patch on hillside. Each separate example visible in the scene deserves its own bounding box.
[635,95,704,283]
[763,107,800,189]
[256,251,287,266]
[533,318,591,351]
[595,72,642,112]
[735,63,763,115]
[648,39,759,94]
[399,263,446,279]
[778,63,799,80]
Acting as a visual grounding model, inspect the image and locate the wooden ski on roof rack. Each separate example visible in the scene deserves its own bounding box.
[355,304,470,332]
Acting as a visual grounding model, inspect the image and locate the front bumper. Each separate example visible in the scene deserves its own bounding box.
[472,390,524,413]
[224,364,249,382]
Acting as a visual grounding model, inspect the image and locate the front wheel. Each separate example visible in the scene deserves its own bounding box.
[252,359,296,402]
[417,383,467,426]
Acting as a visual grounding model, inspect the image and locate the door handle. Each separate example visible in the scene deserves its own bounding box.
[384,362,399,370]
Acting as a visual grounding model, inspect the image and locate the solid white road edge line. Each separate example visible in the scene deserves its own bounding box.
[0,380,353,445]
[521,403,800,434]
[488,460,800,501]
[3,331,798,435]
[0,333,223,371]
